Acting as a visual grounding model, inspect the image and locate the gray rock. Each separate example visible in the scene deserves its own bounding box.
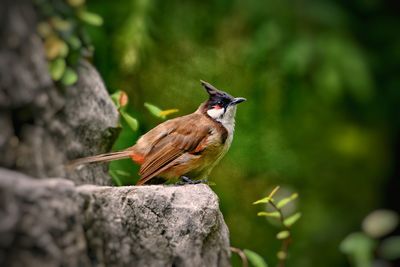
[0,112,16,167]
[0,0,120,185]
[13,60,120,185]
[0,168,231,267]
[0,1,52,108]
[0,169,89,267]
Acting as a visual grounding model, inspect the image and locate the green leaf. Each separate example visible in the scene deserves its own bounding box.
[253,186,280,204]
[51,17,72,32]
[144,103,179,119]
[257,211,280,218]
[78,10,103,26]
[340,232,376,267]
[276,230,290,240]
[268,186,280,198]
[277,251,287,260]
[120,110,139,131]
[58,41,69,58]
[243,249,268,267]
[380,236,400,260]
[61,67,78,86]
[68,35,82,50]
[362,209,399,238]
[284,212,302,227]
[277,193,298,209]
[253,197,271,205]
[111,91,122,108]
[144,102,164,118]
[49,58,66,81]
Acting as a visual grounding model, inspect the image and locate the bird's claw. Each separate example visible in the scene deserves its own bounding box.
[175,176,209,185]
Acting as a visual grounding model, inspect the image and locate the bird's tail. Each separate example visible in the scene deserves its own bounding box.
[65,150,133,170]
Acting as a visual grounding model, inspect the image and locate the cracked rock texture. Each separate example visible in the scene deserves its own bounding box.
[0,168,231,267]
[0,0,119,185]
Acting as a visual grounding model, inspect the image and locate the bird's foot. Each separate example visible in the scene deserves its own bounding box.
[175,176,208,185]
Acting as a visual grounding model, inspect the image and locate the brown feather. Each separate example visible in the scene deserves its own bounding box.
[139,143,181,177]
[65,150,132,170]
[135,113,213,184]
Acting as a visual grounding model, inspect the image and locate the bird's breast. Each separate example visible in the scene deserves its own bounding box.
[189,128,233,177]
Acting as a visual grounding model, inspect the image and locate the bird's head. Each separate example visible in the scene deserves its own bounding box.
[199,80,246,124]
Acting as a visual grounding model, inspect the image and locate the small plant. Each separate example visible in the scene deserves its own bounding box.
[254,186,301,267]
[110,90,139,132]
[232,186,301,267]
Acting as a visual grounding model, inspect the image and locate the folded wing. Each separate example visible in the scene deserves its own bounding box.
[136,114,211,185]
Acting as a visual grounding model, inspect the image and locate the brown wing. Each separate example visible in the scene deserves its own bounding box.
[136,114,211,185]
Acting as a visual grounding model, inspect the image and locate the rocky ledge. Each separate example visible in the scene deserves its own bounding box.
[0,168,231,267]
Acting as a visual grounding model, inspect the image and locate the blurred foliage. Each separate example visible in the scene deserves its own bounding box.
[84,0,400,266]
[35,0,104,86]
[340,209,400,267]
[243,249,268,267]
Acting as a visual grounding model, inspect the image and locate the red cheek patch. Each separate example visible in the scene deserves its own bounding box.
[131,154,145,164]
[213,105,222,110]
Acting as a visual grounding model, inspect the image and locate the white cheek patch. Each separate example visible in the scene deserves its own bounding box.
[207,107,225,119]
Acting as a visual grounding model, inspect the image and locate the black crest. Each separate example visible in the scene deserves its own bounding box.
[200,80,234,109]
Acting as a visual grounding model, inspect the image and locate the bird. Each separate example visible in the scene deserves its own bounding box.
[67,80,246,185]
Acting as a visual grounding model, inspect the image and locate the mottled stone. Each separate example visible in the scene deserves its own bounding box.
[0,169,231,267]
[0,0,119,185]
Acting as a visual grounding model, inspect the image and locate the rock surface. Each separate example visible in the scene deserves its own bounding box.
[0,168,231,267]
[0,0,119,185]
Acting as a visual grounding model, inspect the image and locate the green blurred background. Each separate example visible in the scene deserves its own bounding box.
[85,0,400,266]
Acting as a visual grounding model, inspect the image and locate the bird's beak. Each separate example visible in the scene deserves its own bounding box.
[230,97,247,105]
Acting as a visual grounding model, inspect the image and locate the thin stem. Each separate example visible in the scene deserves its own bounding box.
[269,200,292,267]
[230,247,249,267]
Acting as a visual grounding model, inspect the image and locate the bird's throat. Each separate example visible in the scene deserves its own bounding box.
[208,105,237,135]
[207,107,225,120]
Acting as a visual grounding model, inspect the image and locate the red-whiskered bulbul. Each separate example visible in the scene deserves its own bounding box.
[67,81,246,185]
